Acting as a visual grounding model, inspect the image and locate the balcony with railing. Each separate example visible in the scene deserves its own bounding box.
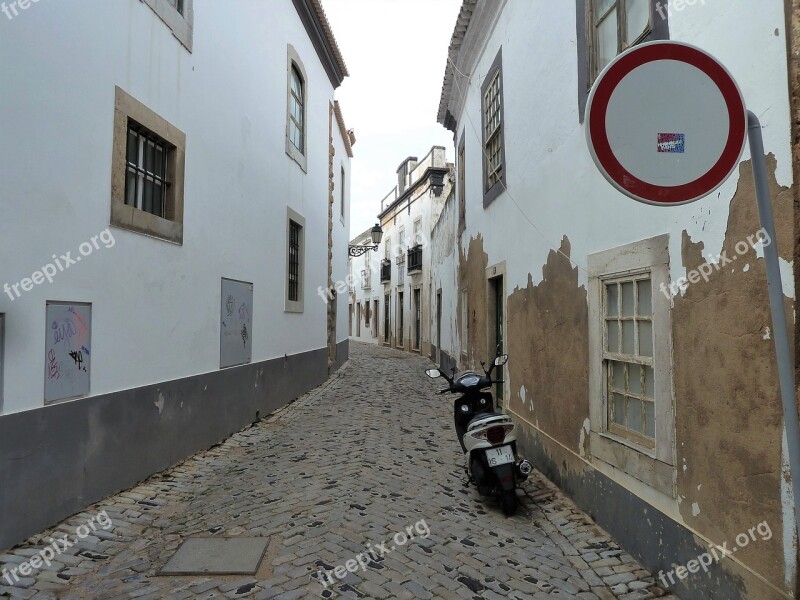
[380,260,391,283]
[407,245,422,273]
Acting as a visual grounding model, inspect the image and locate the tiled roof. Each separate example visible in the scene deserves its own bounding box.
[334,101,354,158]
[311,0,349,78]
[437,0,477,126]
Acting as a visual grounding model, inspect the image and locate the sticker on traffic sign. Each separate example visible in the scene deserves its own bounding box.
[585,41,747,206]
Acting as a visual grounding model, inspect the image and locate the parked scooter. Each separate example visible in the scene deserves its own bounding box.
[425,354,532,515]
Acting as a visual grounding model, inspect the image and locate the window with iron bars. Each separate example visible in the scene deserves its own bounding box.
[125,122,170,218]
[288,221,302,302]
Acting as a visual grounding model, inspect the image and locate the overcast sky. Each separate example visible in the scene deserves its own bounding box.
[324,0,462,238]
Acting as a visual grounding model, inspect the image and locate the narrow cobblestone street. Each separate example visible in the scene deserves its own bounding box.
[1,343,674,600]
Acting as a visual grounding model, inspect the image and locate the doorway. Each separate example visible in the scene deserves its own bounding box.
[413,288,421,351]
[397,291,404,348]
[488,275,504,407]
[373,299,379,338]
[436,290,442,364]
[384,294,390,344]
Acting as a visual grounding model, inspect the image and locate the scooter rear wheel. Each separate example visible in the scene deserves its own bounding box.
[500,489,518,516]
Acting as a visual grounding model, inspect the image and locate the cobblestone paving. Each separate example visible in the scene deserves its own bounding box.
[1,342,677,600]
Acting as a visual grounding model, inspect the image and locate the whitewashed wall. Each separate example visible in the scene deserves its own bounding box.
[0,0,349,413]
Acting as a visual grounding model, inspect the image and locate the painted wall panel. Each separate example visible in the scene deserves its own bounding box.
[44,303,91,403]
[220,279,253,368]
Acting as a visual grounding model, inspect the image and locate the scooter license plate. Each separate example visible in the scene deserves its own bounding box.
[485,445,515,467]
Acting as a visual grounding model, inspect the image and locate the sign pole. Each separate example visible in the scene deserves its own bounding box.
[747,110,800,543]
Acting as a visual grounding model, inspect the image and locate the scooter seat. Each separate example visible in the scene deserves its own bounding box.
[467,411,507,427]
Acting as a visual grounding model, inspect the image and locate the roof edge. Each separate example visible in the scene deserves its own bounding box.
[333,101,354,158]
[437,0,478,128]
[292,0,350,89]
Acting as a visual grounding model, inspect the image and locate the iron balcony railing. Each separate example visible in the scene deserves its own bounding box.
[407,245,423,273]
[380,260,391,283]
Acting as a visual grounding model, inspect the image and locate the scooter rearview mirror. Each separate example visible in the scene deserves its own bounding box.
[494,354,509,367]
[425,368,442,379]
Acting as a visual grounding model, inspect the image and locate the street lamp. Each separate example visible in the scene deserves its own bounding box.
[349,223,384,257]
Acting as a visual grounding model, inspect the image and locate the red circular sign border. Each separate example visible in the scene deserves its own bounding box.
[588,42,747,205]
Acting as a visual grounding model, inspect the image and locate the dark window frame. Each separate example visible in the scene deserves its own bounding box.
[288,220,301,303]
[284,206,306,313]
[480,48,506,208]
[576,0,669,123]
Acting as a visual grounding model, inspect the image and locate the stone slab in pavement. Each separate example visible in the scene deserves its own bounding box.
[160,537,270,576]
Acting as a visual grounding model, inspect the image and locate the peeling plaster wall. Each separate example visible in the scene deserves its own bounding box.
[506,237,590,458]
[436,0,796,596]
[672,156,793,594]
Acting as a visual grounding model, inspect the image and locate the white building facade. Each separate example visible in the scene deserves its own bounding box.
[0,0,352,550]
[347,227,382,344]
[435,1,796,599]
[376,148,453,356]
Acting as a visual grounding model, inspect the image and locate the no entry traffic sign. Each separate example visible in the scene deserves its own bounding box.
[586,41,747,206]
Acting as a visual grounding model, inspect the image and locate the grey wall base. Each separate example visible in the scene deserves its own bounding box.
[515,428,748,600]
[0,343,347,552]
[332,339,349,373]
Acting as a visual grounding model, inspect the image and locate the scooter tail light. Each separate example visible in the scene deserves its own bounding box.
[487,425,513,445]
[486,427,503,445]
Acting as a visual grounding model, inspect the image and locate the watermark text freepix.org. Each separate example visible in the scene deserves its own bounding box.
[2,510,113,585]
[659,228,771,299]
[2,0,44,21]
[316,519,430,587]
[658,520,771,587]
[656,0,705,21]
[4,228,116,302]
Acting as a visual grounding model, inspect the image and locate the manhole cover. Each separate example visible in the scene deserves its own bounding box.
[160,537,269,575]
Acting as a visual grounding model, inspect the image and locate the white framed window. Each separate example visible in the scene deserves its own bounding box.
[111,87,186,244]
[285,207,305,313]
[142,0,193,51]
[603,274,655,447]
[591,0,651,79]
[286,45,308,172]
[588,234,675,496]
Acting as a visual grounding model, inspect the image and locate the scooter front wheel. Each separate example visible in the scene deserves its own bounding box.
[500,489,518,516]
